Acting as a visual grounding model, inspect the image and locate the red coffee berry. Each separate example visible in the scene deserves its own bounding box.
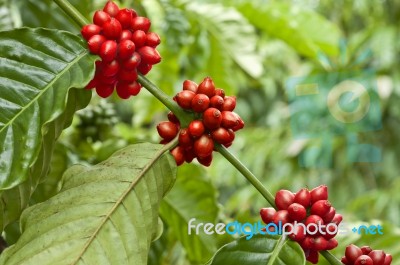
[341,257,350,265]
[232,116,244,131]
[118,68,138,82]
[289,224,305,242]
[87,34,106,54]
[146,32,161,47]
[157,121,179,141]
[99,40,118,62]
[99,74,117,85]
[93,10,111,26]
[294,188,311,208]
[115,8,133,29]
[368,250,385,265]
[183,80,198,93]
[345,244,363,263]
[272,210,290,225]
[194,135,214,158]
[184,148,196,163]
[86,76,98,89]
[287,203,307,221]
[118,39,136,60]
[188,120,205,138]
[131,30,147,48]
[203,108,222,130]
[275,190,295,210]
[176,90,196,109]
[124,81,141,96]
[103,18,122,40]
[222,96,236,111]
[119,30,133,42]
[197,154,212,167]
[313,236,328,251]
[305,215,324,234]
[326,238,338,250]
[311,200,331,217]
[167,111,179,124]
[96,84,114,98]
[384,254,392,265]
[301,236,315,250]
[221,111,240,129]
[306,250,319,264]
[311,185,328,203]
[260,207,276,224]
[131,16,151,32]
[331,214,343,225]
[116,82,131,99]
[122,52,141,70]
[322,207,336,223]
[211,127,231,144]
[137,63,152,75]
[103,1,119,17]
[138,46,161,65]
[361,246,373,255]
[355,255,373,265]
[171,146,184,166]
[81,24,101,40]
[179,129,193,148]
[197,77,216,97]
[191,94,210,113]
[215,88,225,98]
[101,60,119,77]
[210,95,224,109]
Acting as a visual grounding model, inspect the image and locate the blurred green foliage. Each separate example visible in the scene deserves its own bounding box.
[1,0,399,263]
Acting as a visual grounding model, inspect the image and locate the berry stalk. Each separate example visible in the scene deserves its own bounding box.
[321,250,344,265]
[53,0,89,27]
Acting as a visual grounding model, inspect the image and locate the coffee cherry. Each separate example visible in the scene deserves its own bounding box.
[311,185,328,203]
[203,108,222,130]
[260,207,276,224]
[326,238,338,250]
[122,52,141,70]
[157,121,179,141]
[167,111,179,124]
[176,90,196,109]
[287,203,307,221]
[210,95,224,109]
[99,74,117,85]
[211,127,231,144]
[368,250,385,265]
[194,135,214,158]
[86,76,98,89]
[96,84,114,98]
[361,246,373,255]
[313,236,328,251]
[345,244,363,263]
[301,236,315,250]
[93,10,111,26]
[311,200,331,217]
[81,24,102,40]
[124,81,141,96]
[103,18,122,40]
[131,16,151,32]
[221,111,240,129]
[384,254,392,265]
[294,188,311,208]
[183,80,198,93]
[322,207,336,223]
[101,60,119,77]
[184,148,196,163]
[118,68,138,82]
[116,82,131,99]
[146,32,161,47]
[137,63,152,75]
[305,215,324,234]
[99,40,117,62]
[115,8,133,29]
[138,46,161,64]
[275,190,295,210]
[341,257,350,265]
[306,250,319,264]
[88,35,106,54]
[171,146,184,166]
[103,1,119,17]
[289,224,305,242]
[131,30,147,48]
[197,77,215,97]
[118,39,136,60]
[197,154,212,167]
[355,255,373,265]
[272,210,290,225]
[331,214,343,225]
[119,30,133,42]
[191,94,210,113]
[222,96,236,111]
[179,128,193,148]
[214,88,225,98]
[188,121,205,138]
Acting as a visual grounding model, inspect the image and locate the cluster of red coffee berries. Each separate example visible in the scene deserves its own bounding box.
[157,77,244,166]
[260,185,341,264]
[342,244,392,265]
[82,1,161,99]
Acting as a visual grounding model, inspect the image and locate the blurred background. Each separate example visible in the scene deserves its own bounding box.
[1,0,399,264]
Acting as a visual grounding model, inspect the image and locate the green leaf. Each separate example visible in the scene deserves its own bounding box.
[206,234,306,265]
[0,27,96,228]
[159,164,220,263]
[0,143,177,265]
[236,1,341,58]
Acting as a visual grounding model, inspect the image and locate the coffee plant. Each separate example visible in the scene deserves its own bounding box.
[0,0,398,264]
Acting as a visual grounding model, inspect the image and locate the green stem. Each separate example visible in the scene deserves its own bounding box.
[53,0,89,27]
[215,145,276,207]
[321,250,343,265]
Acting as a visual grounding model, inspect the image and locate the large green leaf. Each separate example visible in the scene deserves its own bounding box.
[235,1,341,58]
[206,234,305,265]
[159,164,220,263]
[0,27,96,229]
[0,143,177,265]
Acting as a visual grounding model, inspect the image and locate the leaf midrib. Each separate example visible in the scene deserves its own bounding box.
[0,50,88,135]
